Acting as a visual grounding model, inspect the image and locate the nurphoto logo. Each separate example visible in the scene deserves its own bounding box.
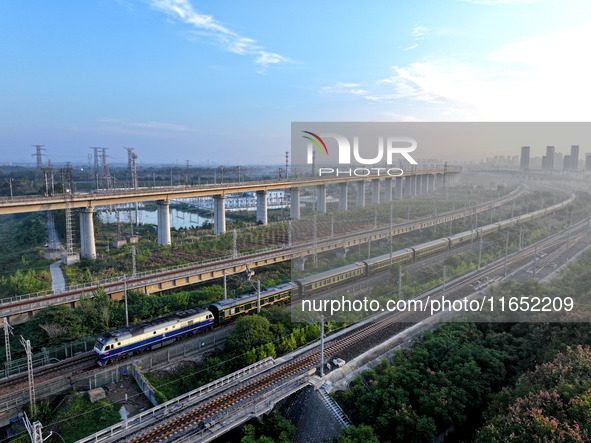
[295,124,419,177]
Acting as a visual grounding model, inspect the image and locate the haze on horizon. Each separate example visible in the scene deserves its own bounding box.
[1,0,590,166]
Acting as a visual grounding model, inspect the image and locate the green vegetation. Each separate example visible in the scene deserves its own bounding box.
[146,308,322,401]
[478,345,591,442]
[11,394,120,443]
[0,212,52,297]
[336,248,591,442]
[241,411,296,443]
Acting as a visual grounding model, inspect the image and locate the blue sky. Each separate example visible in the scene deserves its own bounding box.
[1,0,590,166]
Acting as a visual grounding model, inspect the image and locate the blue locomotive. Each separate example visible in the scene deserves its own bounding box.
[94,308,214,366]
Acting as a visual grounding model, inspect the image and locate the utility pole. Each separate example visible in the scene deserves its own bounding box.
[313,213,318,268]
[20,336,36,416]
[256,280,261,313]
[442,266,446,297]
[123,275,129,327]
[4,178,14,198]
[3,318,13,363]
[131,245,137,277]
[533,245,538,279]
[22,411,52,443]
[398,266,403,301]
[223,269,227,300]
[519,227,523,251]
[320,314,325,377]
[504,231,509,277]
[285,151,289,180]
[477,229,483,271]
[389,203,393,266]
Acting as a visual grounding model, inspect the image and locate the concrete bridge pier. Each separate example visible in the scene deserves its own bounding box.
[427,174,434,192]
[421,175,428,194]
[79,207,96,259]
[395,176,403,200]
[414,175,420,196]
[290,187,300,219]
[335,247,349,259]
[293,256,307,272]
[357,181,366,207]
[156,200,171,245]
[404,176,412,198]
[214,195,226,234]
[338,183,348,211]
[383,178,393,202]
[256,190,268,225]
[371,179,380,204]
[317,185,327,213]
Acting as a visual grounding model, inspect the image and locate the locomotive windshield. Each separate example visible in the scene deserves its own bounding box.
[94,337,106,351]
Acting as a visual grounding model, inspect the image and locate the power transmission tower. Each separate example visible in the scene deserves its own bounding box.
[101,148,111,189]
[20,336,36,416]
[90,147,100,187]
[124,147,138,189]
[3,318,13,363]
[31,145,46,169]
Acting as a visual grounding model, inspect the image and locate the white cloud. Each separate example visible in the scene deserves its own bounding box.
[325,25,591,120]
[402,43,419,51]
[412,26,428,39]
[321,82,368,95]
[147,0,289,70]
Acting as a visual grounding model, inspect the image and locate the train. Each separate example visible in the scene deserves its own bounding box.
[93,194,574,365]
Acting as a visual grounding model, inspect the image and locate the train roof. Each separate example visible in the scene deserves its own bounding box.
[295,262,365,285]
[210,283,296,310]
[448,230,476,240]
[101,307,210,340]
[364,249,412,265]
[411,238,449,250]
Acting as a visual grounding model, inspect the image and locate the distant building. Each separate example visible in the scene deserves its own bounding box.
[586,153,591,171]
[570,145,579,170]
[520,146,530,170]
[563,155,571,171]
[545,146,555,170]
[555,152,563,170]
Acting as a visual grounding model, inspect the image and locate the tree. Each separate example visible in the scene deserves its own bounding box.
[225,315,274,354]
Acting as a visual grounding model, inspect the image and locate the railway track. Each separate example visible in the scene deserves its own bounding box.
[0,352,96,397]
[117,221,590,442]
[1,185,528,317]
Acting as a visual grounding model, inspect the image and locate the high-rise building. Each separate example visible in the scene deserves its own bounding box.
[520,146,530,170]
[586,153,591,171]
[570,145,579,170]
[545,146,555,170]
[563,155,571,171]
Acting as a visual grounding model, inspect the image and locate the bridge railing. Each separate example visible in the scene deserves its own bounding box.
[0,165,460,205]
[0,182,521,310]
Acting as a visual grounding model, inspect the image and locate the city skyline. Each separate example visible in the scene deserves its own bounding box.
[2,0,591,165]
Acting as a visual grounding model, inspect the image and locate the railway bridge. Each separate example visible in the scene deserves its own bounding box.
[0,167,459,260]
[1,185,528,324]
